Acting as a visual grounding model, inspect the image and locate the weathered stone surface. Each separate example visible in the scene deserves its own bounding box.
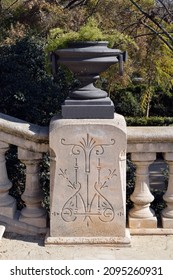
[0,203,16,219]
[127,126,173,153]
[0,113,49,153]
[48,114,130,245]
[18,148,47,228]
[129,152,157,228]
[45,230,131,246]
[0,142,16,219]
[129,217,157,229]
[161,217,173,228]
[0,214,48,235]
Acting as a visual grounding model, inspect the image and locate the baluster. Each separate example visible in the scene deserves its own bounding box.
[162,153,173,228]
[0,142,16,218]
[18,148,47,228]
[129,152,157,228]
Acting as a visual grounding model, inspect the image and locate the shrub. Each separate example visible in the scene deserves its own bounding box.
[0,36,72,125]
[0,36,74,210]
[126,116,173,126]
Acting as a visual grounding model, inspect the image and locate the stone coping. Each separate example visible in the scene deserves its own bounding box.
[1,113,173,153]
[127,126,173,143]
[0,113,49,143]
[0,113,49,152]
[1,113,173,145]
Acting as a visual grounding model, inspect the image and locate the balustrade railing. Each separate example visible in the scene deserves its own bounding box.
[1,113,173,235]
[0,113,49,235]
[127,126,173,233]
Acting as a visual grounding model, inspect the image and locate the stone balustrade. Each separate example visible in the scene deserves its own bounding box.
[0,113,49,235]
[127,126,173,232]
[1,113,173,235]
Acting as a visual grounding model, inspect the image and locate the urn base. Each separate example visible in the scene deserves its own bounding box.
[62,97,114,119]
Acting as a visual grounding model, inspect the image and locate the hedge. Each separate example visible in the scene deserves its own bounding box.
[126,116,173,126]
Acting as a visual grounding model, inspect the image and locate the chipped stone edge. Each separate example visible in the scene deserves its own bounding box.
[0,225,5,240]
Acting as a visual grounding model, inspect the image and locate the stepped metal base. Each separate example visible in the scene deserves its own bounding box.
[62,97,114,119]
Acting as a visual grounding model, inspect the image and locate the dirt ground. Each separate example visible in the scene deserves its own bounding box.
[1,231,173,260]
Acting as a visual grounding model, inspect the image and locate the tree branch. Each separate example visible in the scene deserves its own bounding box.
[157,0,173,21]
[84,0,102,22]
[141,19,173,52]
[5,0,19,11]
[64,0,88,9]
[134,31,173,39]
[129,0,173,45]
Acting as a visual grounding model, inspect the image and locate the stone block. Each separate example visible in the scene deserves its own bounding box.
[129,217,157,228]
[62,97,114,119]
[161,216,173,228]
[0,200,16,219]
[47,114,130,245]
[19,209,47,228]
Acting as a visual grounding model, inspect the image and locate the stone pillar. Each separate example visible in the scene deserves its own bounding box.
[46,114,130,245]
[0,142,16,218]
[162,153,173,228]
[18,148,47,228]
[129,152,157,228]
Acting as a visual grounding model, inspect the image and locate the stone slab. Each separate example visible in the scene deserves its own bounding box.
[129,217,157,228]
[48,114,130,245]
[45,229,131,246]
[62,97,114,119]
[161,216,173,228]
[0,213,48,235]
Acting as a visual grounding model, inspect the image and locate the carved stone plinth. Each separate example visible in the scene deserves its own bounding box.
[46,114,130,246]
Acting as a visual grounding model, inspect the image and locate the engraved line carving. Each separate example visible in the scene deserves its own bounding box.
[59,157,117,225]
[61,133,115,173]
[59,134,116,226]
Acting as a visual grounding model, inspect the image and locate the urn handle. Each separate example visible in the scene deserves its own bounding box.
[118,51,128,76]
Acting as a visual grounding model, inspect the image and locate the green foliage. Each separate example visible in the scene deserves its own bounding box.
[126,156,135,215]
[0,35,74,211]
[126,116,173,126]
[140,85,154,117]
[46,18,112,51]
[6,146,26,210]
[113,90,143,117]
[151,187,166,222]
[134,37,173,117]
[0,0,70,39]
[0,36,71,125]
[40,153,50,212]
[46,17,138,53]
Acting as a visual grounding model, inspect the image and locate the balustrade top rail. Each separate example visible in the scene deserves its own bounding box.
[127,126,173,143]
[1,113,173,153]
[0,113,49,153]
[127,126,173,153]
